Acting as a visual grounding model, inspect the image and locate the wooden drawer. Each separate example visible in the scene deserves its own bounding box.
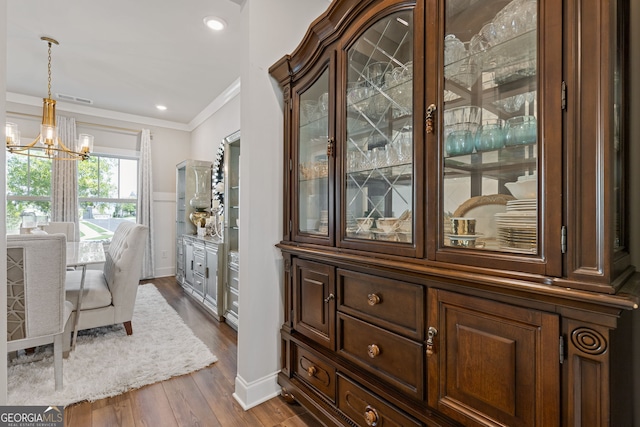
[337,374,421,427]
[338,269,424,340]
[293,345,336,402]
[338,313,423,400]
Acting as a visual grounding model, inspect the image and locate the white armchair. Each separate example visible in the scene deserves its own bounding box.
[7,233,72,391]
[63,222,147,351]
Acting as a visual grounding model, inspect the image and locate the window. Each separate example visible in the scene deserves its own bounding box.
[6,152,138,240]
[6,152,52,233]
[78,155,138,240]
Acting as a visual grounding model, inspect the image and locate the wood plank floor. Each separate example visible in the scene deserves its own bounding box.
[64,276,324,427]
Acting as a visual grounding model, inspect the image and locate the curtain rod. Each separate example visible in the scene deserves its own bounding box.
[6,111,148,136]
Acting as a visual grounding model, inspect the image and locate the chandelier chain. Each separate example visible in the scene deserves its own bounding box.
[47,42,52,99]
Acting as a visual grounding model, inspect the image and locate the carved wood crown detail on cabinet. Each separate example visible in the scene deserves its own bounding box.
[270,0,638,426]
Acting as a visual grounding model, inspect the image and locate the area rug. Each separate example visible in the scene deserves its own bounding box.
[7,284,218,407]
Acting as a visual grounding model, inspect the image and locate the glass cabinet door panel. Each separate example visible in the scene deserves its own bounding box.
[345,10,414,244]
[442,0,539,254]
[613,0,625,252]
[299,68,330,236]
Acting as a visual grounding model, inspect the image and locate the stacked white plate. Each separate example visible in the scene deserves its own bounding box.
[495,199,537,253]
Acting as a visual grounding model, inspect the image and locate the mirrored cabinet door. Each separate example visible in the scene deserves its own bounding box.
[344,9,414,246]
[297,66,333,242]
[441,0,539,255]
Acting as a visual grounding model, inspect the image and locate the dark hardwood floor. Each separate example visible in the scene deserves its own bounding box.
[64,276,324,427]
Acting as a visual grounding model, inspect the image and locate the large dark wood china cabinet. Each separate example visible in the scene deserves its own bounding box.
[270,0,637,426]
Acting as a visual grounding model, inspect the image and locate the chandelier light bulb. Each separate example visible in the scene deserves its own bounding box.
[6,122,19,146]
[78,134,94,154]
[40,124,58,147]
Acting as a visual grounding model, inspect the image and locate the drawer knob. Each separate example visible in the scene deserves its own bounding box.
[364,405,379,426]
[367,293,381,306]
[426,326,438,357]
[307,366,317,377]
[367,344,380,358]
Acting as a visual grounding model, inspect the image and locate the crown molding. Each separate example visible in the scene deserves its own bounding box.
[6,92,191,131]
[188,78,241,131]
[7,76,241,133]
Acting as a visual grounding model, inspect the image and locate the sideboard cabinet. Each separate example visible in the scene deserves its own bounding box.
[178,235,224,320]
[270,0,637,426]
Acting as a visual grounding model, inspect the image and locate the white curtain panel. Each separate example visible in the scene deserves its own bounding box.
[51,116,79,238]
[138,129,155,279]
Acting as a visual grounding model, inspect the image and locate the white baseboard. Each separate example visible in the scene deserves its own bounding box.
[154,267,175,278]
[233,371,281,410]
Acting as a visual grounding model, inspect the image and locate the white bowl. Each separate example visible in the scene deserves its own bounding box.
[376,217,398,233]
[505,179,537,199]
[356,217,373,231]
[396,219,412,232]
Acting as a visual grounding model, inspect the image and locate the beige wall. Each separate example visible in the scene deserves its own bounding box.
[234,0,333,409]
[190,94,240,161]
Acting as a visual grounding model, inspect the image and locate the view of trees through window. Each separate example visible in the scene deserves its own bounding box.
[6,152,138,240]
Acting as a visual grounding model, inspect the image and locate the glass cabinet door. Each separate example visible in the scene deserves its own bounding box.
[297,67,331,240]
[441,0,538,254]
[344,9,414,245]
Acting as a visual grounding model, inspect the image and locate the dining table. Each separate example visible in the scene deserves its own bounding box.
[66,241,106,350]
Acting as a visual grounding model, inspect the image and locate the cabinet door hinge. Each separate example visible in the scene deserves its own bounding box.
[289,159,293,171]
[559,335,565,364]
[561,81,567,110]
[561,225,567,254]
[289,220,293,233]
[205,267,209,279]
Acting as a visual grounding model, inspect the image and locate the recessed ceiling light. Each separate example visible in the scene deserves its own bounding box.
[156,105,167,111]
[204,16,227,31]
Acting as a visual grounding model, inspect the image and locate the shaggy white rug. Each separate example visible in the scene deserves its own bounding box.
[7,284,217,407]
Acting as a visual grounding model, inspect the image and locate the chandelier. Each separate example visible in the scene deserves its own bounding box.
[5,37,93,161]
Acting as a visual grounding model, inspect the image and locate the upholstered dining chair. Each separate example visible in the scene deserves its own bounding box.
[63,222,147,352]
[7,233,72,391]
[43,221,78,242]
[43,222,78,271]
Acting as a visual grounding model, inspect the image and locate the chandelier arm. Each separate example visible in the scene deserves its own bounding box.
[7,135,42,153]
[56,138,71,151]
[9,145,88,161]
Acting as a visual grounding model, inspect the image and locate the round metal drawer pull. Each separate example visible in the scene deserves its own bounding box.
[367,344,380,358]
[364,405,379,426]
[307,366,317,377]
[367,293,380,306]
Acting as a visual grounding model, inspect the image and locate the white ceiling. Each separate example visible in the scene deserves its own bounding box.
[6,0,244,127]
